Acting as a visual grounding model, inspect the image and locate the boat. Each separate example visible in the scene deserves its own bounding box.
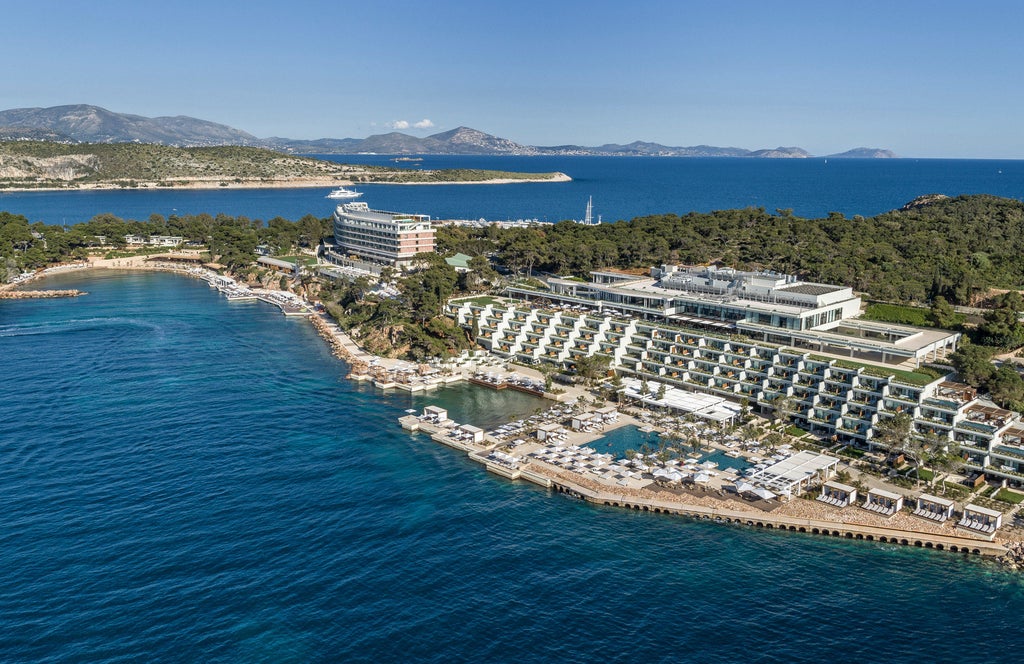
[576,196,601,225]
[326,186,363,200]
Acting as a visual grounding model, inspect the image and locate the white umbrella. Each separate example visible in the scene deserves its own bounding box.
[693,472,711,483]
[752,487,777,500]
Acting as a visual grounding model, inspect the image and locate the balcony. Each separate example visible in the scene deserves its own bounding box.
[993,445,1024,461]
[957,441,990,455]
[956,420,998,435]
[919,413,954,426]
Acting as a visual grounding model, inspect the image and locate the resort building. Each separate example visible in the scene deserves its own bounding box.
[448,265,1024,486]
[330,201,435,267]
[124,234,183,247]
[256,256,299,275]
[508,265,959,367]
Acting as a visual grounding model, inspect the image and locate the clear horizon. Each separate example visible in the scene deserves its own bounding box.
[6,0,1024,159]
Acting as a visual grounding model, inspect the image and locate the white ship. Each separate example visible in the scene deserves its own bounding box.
[325,186,363,200]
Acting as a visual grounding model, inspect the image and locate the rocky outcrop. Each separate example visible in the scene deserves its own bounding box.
[997,541,1024,571]
[900,194,951,211]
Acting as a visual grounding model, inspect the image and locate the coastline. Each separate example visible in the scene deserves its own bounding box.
[0,172,571,194]
[11,263,1023,568]
[373,173,572,186]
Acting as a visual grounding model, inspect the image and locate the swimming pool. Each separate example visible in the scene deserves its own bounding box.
[699,449,750,472]
[586,425,750,471]
[585,424,660,458]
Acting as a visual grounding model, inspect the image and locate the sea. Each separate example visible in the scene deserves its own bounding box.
[3,160,1024,662]
[1,155,1023,224]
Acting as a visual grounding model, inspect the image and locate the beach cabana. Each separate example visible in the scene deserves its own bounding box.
[913,493,954,522]
[595,406,619,423]
[862,488,903,516]
[817,480,857,507]
[958,504,1002,535]
[423,406,448,423]
[571,412,597,431]
[535,423,564,441]
[460,425,485,444]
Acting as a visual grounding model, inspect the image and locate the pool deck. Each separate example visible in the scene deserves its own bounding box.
[399,411,1012,559]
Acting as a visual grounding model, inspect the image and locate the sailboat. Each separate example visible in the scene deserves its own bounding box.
[578,196,601,225]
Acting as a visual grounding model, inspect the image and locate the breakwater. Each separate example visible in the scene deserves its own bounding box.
[0,289,85,299]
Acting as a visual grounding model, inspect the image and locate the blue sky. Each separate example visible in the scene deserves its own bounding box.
[5,0,1024,157]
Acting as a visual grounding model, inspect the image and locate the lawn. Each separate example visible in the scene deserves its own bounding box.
[994,488,1024,504]
[274,255,318,266]
[452,295,505,306]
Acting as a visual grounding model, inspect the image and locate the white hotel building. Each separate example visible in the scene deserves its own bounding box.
[330,202,435,267]
[449,266,1024,486]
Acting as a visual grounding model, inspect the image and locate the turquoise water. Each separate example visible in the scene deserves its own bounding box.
[586,423,661,457]
[587,425,749,471]
[699,449,750,472]
[2,156,1023,224]
[3,271,1024,662]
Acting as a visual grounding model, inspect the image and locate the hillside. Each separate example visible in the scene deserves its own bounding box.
[827,147,898,159]
[0,104,262,147]
[0,105,896,158]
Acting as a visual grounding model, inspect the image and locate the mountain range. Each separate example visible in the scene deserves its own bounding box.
[0,105,897,158]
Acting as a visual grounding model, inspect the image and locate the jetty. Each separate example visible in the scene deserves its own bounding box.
[0,289,85,299]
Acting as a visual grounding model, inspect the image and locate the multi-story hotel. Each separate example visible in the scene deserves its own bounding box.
[449,265,1024,486]
[330,201,435,267]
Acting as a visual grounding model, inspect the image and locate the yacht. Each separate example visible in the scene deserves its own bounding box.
[325,186,363,200]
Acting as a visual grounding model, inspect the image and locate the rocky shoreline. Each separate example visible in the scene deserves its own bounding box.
[997,541,1024,570]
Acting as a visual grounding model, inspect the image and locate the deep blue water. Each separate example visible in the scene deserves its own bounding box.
[2,156,1022,225]
[3,271,1024,662]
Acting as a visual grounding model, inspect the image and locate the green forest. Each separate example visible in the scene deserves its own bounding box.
[438,193,1024,306]
[5,192,1024,369]
[0,210,331,274]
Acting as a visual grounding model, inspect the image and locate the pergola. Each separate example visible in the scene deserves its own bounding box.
[747,451,840,495]
[621,379,741,424]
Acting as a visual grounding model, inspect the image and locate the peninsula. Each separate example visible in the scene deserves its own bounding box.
[0,141,569,191]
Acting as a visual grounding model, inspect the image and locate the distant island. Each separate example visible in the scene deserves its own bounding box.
[0,141,569,191]
[0,104,896,158]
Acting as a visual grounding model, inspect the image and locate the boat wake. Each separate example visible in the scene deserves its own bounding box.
[0,317,165,338]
